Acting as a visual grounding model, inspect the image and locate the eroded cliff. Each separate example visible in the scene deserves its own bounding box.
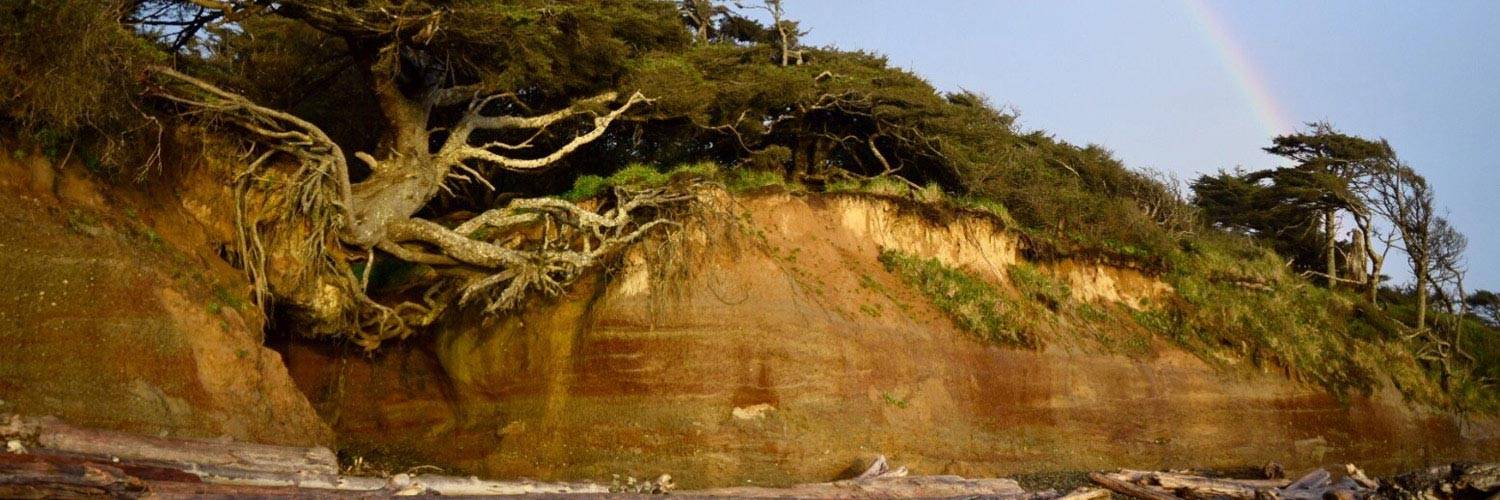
[278,192,1497,488]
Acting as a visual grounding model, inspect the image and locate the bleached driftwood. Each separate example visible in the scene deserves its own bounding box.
[1091,466,1389,500]
[682,454,1075,498]
[1150,473,1261,498]
[0,414,609,495]
[2,414,342,485]
[685,475,1036,498]
[0,453,147,497]
[1088,471,1179,500]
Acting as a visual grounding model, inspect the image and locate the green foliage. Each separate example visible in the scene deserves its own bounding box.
[1193,123,1396,275]
[4,0,1486,413]
[826,176,910,197]
[1008,263,1070,310]
[667,161,721,180]
[564,175,611,201]
[1130,229,1499,409]
[953,196,1015,225]
[878,249,1036,349]
[565,162,722,201]
[1467,290,1500,327]
[608,163,671,188]
[724,168,789,192]
[0,0,156,130]
[881,392,909,409]
[0,0,166,170]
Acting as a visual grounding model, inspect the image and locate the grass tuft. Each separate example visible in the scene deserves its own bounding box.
[878,249,1037,349]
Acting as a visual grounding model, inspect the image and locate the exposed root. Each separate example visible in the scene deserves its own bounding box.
[347,182,701,347]
[145,65,678,349]
[151,66,353,308]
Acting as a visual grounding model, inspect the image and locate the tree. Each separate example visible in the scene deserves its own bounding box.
[127,0,696,347]
[1467,290,1500,327]
[1192,167,1347,276]
[736,0,804,66]
[5,0,1246,349]
[679,0,726,44]
[1427,216,1471,360]
[1370,162,1435,330]
[1262,122,1395,287]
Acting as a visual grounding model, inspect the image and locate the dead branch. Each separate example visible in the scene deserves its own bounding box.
[440,92,651,173]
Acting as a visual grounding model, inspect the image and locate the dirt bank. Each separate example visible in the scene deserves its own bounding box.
[0,149,331,446]
[281,191,1498,488]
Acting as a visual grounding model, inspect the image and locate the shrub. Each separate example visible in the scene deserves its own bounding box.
[1009,263,1070,310]
[608,163,670,188]
[863,176,911,197]
[564,162,721,201]
[879,249,1037,349]
[563,175,610,201]
[725,168,788,192]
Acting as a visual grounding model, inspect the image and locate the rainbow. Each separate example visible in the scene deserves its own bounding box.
[1181,0,1297,138]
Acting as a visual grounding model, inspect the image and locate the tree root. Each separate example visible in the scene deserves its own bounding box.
[344,183,699,347]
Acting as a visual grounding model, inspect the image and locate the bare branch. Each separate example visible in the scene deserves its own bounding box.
[442,92,650,173]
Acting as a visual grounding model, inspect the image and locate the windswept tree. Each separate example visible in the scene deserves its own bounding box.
[1467,290,1500,327]
[1194,123,1398,292]
[679,0,727,44]
[1261,122,1395,287]
[736,0,804,66]
[1370,162,1437,330]
[120,0,697,347]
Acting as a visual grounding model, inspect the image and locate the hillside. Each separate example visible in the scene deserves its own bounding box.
[0,0,1497,493]
[1,149,1495,488]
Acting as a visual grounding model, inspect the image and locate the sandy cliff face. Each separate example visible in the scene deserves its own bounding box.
[283,192,1497,488]
[4,139,1490,489]
[0,151,332,447]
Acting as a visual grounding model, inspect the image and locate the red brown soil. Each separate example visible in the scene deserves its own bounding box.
[280,192,1498,488]
[0,149,330,446]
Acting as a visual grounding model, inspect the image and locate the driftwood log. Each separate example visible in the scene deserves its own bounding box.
[1089,466,1393,500]
[1381,462,1500,498]
[4,416,1107,498]
[1088,471,1180,500]
[683,455,1107,499]
[9,414,1497,498]
[0,453,147,498]
[686,455,1043,498]
[685,475,1054,499]
[0,414,608,496]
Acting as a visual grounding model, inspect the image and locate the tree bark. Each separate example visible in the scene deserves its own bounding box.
[346,160,445,247]
[1325,208,1338,287]
[1087,472,1178,500]
[1416,262,1428,331]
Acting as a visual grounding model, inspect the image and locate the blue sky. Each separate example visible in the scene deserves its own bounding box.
[783,1,1500,292]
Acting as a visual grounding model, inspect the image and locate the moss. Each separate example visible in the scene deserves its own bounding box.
[825,178,861,193]
[862,176,911,197]
[824,175,911,198]
[878,249,1036,349]
[212,285,246,310]
[915,182,946,203]
[857,273,912,314]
